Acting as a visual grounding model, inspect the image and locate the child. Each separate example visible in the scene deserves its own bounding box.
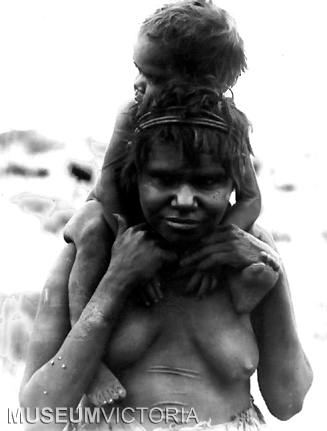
[64,0,274,407]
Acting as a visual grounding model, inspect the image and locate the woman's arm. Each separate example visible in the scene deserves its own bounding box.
[180,224,313,419]
[250,225,313,420]
[19,243,127,415]
[20,218,175,422]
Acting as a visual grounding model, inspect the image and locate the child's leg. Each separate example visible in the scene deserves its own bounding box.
[229,253,280,314]
[64,201,126,404]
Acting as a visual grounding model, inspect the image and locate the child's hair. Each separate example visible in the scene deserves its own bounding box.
[122,81,253,199]
[139,0,246,90]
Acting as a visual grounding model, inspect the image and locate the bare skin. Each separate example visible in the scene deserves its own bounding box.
[20,214,312,430]
[61,29,264,404]
[65,132,276,407]
[64,202,126,405]
[65,206,280,408]
[20,90,312,427]
[100,265,260,429]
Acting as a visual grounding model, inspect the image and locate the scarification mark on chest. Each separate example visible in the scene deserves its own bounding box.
[150,401,188,408]
[146,365,200,379]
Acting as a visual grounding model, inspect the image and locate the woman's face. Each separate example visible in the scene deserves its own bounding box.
[138,141,233,247]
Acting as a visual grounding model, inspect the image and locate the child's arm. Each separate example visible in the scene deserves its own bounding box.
[184,157,261,298]
[222,156,261,231]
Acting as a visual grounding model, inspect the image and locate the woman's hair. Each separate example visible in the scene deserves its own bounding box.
[122,81,253,198]
[139,0,246,90]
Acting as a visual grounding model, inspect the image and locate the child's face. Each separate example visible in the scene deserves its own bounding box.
[133,33,171,104]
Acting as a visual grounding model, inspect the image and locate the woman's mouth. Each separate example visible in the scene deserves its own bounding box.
[165,217,200,230]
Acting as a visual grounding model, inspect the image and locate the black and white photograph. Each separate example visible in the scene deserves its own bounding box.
[0,1,326,430]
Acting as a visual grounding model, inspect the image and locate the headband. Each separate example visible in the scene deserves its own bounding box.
[135,107,229,133]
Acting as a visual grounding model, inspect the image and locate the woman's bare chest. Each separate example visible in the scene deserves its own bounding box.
[104,286,259,380]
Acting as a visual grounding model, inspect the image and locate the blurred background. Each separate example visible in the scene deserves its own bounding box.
[0,0,326,429]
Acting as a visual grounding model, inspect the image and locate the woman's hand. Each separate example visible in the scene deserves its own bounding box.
[180,223,281,299]
[180,224,264,271]
[109,214,177,288]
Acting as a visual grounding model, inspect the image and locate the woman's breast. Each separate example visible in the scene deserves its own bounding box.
[104,301,161,371]
[187,293,259,381]
[104,289,259,384]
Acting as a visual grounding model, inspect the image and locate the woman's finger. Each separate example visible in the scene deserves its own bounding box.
[161,249,179,264]
[196,275,211,299]
[180,244,231,266]
[198,225,245,245]
[196,251,258,271]
[144,282,159,304]
[184,271,203,294]
[181,228,236,259]
[151,276,163,300]
[209,276,218,292]
[140,291,150,307]
[113,213,128,238]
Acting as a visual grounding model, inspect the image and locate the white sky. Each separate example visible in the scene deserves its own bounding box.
[0,0,326,161]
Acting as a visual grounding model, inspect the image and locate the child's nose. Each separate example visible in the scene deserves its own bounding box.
[134,73,147,94]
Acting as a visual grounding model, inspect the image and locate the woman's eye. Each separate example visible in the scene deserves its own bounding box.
[204,181,219,188]
[157,175,175,185]
[198,176,228,187]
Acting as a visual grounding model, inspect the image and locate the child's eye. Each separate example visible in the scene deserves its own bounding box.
[145,74,165,86]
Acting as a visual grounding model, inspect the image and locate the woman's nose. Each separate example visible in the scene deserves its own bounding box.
[171,185,198,208]
[134,72,147,94]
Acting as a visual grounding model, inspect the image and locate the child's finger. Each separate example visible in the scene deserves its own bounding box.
[266,254,280,272]
[261,251,280,272]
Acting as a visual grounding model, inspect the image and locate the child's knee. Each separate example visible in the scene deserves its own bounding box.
[64,201,110,253]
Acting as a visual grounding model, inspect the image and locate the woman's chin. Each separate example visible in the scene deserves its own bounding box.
[158,228,202,250]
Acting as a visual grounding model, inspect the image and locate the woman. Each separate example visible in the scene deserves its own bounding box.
[20,84,312,430]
